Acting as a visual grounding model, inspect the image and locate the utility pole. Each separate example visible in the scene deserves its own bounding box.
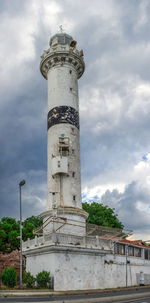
[125,244,128,287]
[19,180,26,288]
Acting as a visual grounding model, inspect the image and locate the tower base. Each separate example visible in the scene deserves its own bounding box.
[23,232,150,291]
[40,207,88,236]
[23,233,112,290]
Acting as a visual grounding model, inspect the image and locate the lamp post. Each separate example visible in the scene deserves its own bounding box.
[19,179,26,288]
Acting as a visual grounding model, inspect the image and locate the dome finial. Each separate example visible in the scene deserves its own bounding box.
[59,24,65,33]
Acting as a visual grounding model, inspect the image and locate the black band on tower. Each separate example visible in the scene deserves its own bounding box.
[47,106,79,130]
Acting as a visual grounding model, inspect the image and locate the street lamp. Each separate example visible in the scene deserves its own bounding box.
[19,179,26,288]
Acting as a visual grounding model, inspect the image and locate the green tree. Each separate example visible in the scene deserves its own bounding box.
[36,271,51,288]
[0,217,20,253]
[0,216,42,253]
[0,229,7,252]
[23,271,36,288]
[22,216,42,241]
[1,267,17,288]
[82,202,124,229]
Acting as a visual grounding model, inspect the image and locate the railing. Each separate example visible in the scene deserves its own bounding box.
[86,223,132,237]
[22,232,113,252]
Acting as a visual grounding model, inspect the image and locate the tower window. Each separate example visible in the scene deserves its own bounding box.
[73,195,76,201]
[70,70,72,74]
[59,146,69,156]
[58,161,61,167]
[71,127,75,133]
[72,172,75,178]
[72,149,75,155]
[70,87,73,91]
[59,136,70,156]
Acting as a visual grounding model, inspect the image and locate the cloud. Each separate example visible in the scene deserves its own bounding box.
[0,169,47,219]
[83,155,150,239]
[1,0,150,240]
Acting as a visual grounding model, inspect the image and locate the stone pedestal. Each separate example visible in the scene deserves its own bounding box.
[40,207,88,236]
[23,233,113,290]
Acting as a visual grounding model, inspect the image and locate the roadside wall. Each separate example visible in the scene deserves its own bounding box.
[25,247,150,291]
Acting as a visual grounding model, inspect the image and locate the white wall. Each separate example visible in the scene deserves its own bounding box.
[25,247,150,291]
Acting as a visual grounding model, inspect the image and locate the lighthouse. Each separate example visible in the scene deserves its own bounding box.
[40,32,87,235]
[23,32,136,292]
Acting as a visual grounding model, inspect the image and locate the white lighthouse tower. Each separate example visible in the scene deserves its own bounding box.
[40,32,87,235]
[23,32,137,292]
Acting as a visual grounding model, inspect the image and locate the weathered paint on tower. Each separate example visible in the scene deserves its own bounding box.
[40,33,87,235]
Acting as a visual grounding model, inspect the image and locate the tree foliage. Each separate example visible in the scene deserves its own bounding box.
[0,217,20,253]
[23,271,36,288]
[0,216,42,253]
[22,216,42,241]
[82,202,124,229]
[1,267,17,288]
[36,271,51,288]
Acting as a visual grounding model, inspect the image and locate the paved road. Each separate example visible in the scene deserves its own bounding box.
[0,297,150,303]
[1,288,150,303]
[116,298,150,302]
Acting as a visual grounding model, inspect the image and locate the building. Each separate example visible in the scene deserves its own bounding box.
[23,231,150,290]
[23,32,150,290]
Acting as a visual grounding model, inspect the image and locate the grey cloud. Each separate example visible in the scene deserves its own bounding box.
[0,170,47,219]
[101,181,150,233]
[1,0,150,243]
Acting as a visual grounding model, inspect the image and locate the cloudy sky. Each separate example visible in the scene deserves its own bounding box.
[1,0,150,240]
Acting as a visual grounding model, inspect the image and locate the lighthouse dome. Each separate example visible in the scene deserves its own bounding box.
[50,33,73,47]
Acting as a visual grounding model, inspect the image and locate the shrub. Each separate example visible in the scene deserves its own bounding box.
[2,267,17,288]
[36,271,51,288]
[23,272,36,288]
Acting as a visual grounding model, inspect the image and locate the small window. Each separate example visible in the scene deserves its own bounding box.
[115,243,125,255]
[70,70,72,74]
[73,195,76,201]
[61,148,69,156]
[58,161,61,167]
[134,247,141,257]
[72,172,75,177]
[144,249,150,260]
[71,127,75,133]
[128,246,134,256]
[145,249,149,260]
[59,136,69,156]
[72,149,75,155]
[70,87,73,91]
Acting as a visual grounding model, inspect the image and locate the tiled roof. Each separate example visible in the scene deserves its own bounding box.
[119,239,150,248]
[100,235,150,249]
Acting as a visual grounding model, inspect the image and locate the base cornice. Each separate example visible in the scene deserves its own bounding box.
[23,244,111,257]
[40,207,88,220]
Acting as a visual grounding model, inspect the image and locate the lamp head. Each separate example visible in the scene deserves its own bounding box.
[19,180,26,187]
